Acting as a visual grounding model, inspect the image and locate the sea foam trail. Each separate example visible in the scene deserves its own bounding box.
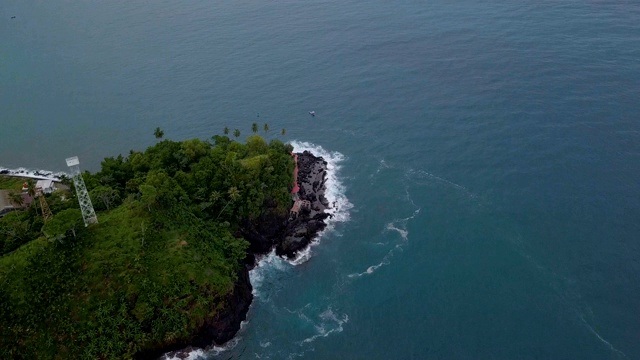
[288,141,353,264]
[298,307,349,345]
[348,189,420,278]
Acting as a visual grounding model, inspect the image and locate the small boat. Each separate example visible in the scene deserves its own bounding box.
[309,111,316,117]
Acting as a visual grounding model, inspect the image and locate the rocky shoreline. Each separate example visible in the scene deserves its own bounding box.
[155,151,331,360]
[0,167,66,181]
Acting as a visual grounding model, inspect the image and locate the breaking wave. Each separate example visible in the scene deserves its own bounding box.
[250,249,292,300]
[288,141,353,264]
[161,335,243,360]
[0,166,67,181]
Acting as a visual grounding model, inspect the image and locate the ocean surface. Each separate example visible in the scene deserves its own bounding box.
[2,0,640,359]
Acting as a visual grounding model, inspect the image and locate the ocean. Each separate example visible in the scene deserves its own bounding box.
[2,0,639,359]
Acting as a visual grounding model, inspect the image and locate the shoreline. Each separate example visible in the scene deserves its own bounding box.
[2,147,344,360]
[0,167,67,181]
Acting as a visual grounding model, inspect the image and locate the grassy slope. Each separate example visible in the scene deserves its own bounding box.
[0,137,293,359]
[0,175,27,191]
[0,202,242,359]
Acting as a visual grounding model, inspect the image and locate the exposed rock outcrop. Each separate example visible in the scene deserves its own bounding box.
[140,266,253,360]
[240,151,331,259]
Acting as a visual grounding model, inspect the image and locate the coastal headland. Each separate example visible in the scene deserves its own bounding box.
[158,150,331,359]
[0,136,333,360]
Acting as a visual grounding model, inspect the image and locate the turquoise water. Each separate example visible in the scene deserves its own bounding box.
[2,0,640,359]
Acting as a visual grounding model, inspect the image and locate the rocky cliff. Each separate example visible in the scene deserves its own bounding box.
[157,151,331,359]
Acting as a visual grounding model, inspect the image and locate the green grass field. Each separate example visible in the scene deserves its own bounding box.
[0,175,27,191]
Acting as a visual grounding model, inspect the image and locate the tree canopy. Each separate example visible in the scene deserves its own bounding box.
[0,132,295,359]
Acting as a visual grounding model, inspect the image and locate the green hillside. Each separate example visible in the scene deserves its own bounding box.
[0,133,294,359]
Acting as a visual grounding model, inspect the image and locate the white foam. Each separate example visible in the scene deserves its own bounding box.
[298,307,349,345]
[162,334,244,360]
[406,168,468,191]
[289,244,314,266]
[0,166,68,181]
[348,203,420,278]
[288,141,353,263]
[348,259,390,278]
[369,158,391,180]
[250,249,292,299]
[161,331,244,360]
[386,222,409,240]
[161,348,206,360]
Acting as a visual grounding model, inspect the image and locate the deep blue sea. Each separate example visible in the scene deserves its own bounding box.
[2,0,640,359]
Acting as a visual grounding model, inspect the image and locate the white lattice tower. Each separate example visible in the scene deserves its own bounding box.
[66,156,98,226]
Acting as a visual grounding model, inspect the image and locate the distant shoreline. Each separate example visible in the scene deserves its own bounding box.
[0,167,67,181]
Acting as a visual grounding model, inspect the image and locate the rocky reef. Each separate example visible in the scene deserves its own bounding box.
[278,150,331,257]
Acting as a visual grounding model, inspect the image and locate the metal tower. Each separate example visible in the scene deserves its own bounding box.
[65,156,98,226]
[36,188,53,222]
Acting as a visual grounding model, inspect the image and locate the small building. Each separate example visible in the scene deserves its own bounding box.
[0,190,14,216]
[35,179,56,194]
[0,190,31,217]
[289,199,311,218]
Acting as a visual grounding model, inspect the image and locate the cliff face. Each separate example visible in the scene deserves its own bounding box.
[140,266,253,360]
[157,151,330,359]
[241,150,331,259]
[193,265,253,346]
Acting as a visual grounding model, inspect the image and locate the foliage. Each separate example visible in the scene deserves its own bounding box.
[0,211,39,256]
[0,176,26,190]
[42,208,83,241]
[0,131,295,359]
[154,127,164,139]
[89,185,121,210]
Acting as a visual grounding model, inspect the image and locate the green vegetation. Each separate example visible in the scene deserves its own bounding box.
[0,175,26,191]
[153,127,164,140]
[0,132,294,359]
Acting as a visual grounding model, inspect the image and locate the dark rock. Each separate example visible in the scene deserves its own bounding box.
[137,266,253,360]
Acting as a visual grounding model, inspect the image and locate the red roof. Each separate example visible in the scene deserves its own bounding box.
[291,154,300,193]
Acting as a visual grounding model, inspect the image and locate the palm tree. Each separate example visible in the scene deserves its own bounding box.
[281,128,286,136]
[251,123,258,133]
[223,127,229,135]
[228,187,240,201]
[209,190,221,204]
[154,127,164,139]
[263,123,269,133]
[26,179,36,198]
[216,187,241,220]
[26,180,37,214]
[233,129,241,138]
